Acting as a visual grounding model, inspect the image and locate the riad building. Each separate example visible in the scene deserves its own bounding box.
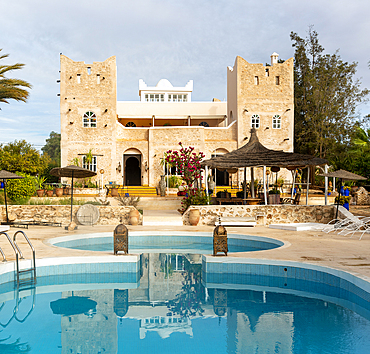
[60,53,293,187]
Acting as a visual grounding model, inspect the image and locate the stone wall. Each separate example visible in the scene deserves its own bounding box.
[0,205,142,226]
[182,205,335,226]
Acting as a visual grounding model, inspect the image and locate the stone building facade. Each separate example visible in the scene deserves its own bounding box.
[60,53,294,188]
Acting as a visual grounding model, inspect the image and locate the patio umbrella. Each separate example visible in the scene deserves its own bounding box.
[50,165,97,224]
[50,295,97,316]
[320,169,367,219]
[0,170,24,224]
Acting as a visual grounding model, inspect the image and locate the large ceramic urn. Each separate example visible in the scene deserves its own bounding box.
[189,209,200,226]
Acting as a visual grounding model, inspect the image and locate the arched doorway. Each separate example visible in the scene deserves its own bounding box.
[124,149,142,186]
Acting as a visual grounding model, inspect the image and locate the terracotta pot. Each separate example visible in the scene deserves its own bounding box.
[129,209,140,226]
[189,209,200,226]
[55,188,63,197]
[46,190,53,197]
[111,188,119,197]
[36,189,44,197]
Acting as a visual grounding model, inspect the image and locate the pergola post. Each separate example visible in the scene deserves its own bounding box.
[205,166,209,204]
[291,170,296,199]
[243,167,247,205]
[263,166,267,205]
[251,167,255,198]
[324,164,328,205]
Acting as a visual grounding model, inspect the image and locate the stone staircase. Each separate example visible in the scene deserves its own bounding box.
[136,196,184,226]
[142,209,183,226]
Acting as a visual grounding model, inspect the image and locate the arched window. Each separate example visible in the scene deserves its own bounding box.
[251,114,260,129]
[272,114,281,129]
[125,122,136,127]
[199,121,209,127]
[83,111,97,127]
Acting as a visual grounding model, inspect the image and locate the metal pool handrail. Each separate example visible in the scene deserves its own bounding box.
[13,230,36,282]
[0,231,18,263]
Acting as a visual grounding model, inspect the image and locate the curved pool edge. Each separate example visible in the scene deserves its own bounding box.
[46,231,286,254]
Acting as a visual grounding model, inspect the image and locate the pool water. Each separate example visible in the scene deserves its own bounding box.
[1,252,370,353]
[51,233,283,254]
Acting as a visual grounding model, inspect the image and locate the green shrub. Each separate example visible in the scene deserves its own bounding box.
[6,173,36,202]
[168,176,182,188]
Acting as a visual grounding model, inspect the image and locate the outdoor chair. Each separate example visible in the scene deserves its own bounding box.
[339,217,370,239]
[281,192,301,205]
[321,215,367,235]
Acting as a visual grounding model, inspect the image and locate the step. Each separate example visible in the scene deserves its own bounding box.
[137,197,182,211]
[142,210,183,226]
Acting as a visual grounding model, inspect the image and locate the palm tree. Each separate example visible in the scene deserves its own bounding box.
[353,126,370,149]
[0,49,31,104]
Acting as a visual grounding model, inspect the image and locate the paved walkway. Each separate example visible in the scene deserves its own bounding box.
[1,222,369,282]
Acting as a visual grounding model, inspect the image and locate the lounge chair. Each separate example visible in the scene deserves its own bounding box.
[281,192,301,205]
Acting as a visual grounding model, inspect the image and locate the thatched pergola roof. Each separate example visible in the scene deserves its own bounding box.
[201,128,328,169]
[320,169,366,181]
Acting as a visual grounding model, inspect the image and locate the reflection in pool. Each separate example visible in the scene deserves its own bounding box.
[0,253,370,353]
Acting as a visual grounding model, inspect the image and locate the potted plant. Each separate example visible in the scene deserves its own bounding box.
[335,195,351,210]
[111,182,119,197]
[46,184,54,197]
[55,183,64,197]
[268,187,281,204]
[217,189,230,198]
[35,176,46,197]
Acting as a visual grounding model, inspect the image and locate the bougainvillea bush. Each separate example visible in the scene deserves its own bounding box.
[165,143,207,212]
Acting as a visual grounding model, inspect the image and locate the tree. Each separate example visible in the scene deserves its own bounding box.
[0,140,49,175]
[291,27,369,160]
[41,131,61,165]
[0,49,31,104]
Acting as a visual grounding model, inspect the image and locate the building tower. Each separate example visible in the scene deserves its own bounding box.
[60,55,117,182]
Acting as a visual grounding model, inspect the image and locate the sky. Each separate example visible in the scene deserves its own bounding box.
[0,0,369,149]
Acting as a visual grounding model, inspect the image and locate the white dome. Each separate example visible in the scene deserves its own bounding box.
[156,79,173,89]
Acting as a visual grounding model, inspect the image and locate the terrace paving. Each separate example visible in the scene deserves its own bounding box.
[1,216,370,283]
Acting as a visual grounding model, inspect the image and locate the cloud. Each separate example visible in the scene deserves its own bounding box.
[1,0,369,147]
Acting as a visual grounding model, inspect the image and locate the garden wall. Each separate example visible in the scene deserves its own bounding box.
[0,205,141,226]
[182,205,335,226]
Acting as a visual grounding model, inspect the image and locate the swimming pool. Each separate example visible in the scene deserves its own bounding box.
[48,231,285,254]
[1,230,370,353]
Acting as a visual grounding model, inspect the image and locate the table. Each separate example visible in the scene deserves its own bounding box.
[215,198,246,205]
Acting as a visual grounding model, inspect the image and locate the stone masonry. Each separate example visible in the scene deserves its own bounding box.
[60,53,294,189]
[183,205,335,226]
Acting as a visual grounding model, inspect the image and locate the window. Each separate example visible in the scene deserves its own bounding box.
[83,111,97,127]
[254,76,259,85]
[276,76,280,85]
[168,94,187,102]
[145,94,164,102]
[125,122,136,127]
[97,74,100,84]
[83,155,97,172]
[77,74,81,84]
[265,69,269,77]
[87,67,91,75]
[199,121,209,127]
[272,114,281,129]
[251,114,260,128]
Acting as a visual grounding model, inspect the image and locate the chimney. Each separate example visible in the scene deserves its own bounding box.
[271,52,279,66]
